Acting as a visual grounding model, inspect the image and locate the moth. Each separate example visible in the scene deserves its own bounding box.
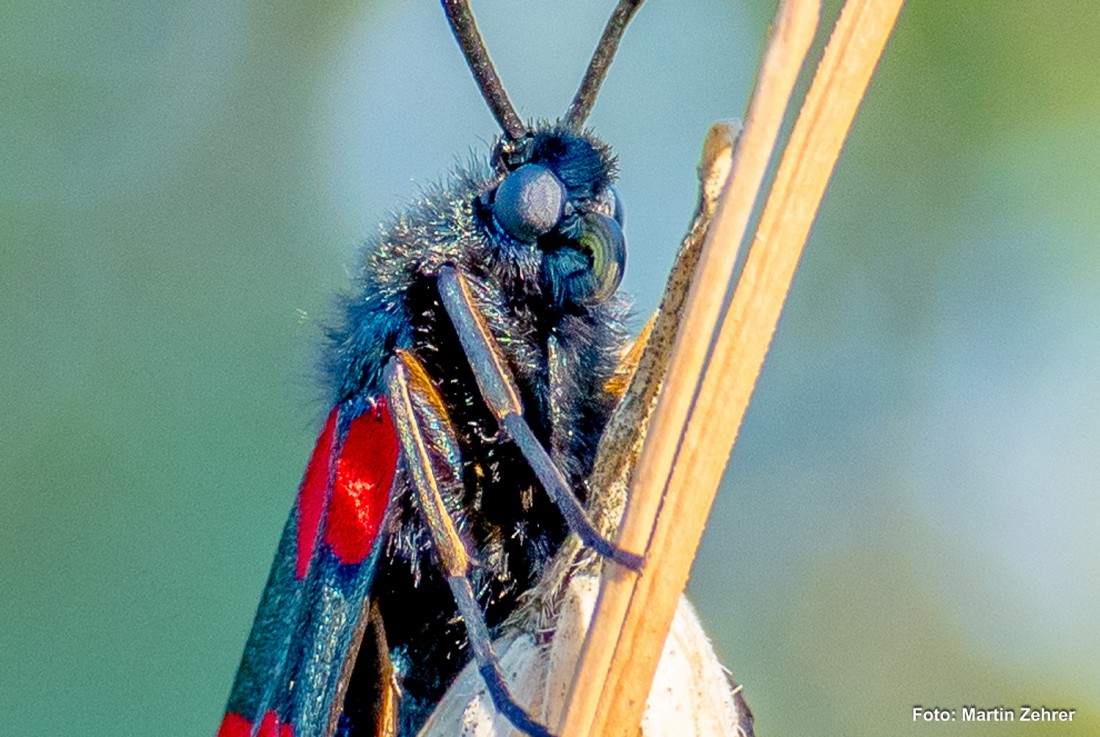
[218,2,651,736]
[417,120,755,737]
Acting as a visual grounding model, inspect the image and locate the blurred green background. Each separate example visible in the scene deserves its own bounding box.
[3,1,1098,735]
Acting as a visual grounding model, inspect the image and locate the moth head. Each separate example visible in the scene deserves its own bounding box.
[444,0,641,308]
[483,128,625,307]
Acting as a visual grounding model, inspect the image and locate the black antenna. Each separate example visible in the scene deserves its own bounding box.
[564,0,645,130]
[441,0,526,140]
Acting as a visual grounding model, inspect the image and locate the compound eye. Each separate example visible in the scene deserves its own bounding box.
[493,164,566,243]
[575,212,626,305]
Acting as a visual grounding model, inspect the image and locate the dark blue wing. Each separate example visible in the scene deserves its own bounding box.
[219,399,400,737]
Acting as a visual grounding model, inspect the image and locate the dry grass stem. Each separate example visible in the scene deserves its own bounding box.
[557,0,906,735]
[556,1,821,736]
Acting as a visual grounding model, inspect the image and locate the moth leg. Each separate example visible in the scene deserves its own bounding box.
[348,603,399,737]
[383,350,554,737]
[436,265,644,570]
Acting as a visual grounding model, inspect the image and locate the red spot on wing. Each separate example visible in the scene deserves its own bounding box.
[244,711,292,737]
[296,409,339,579]
[323,399,399,565]
[216,713,251,737]
[295,401,400,578]
[257,712,279,737]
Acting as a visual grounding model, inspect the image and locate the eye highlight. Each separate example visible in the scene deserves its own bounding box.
[493,164,566,243]
[593,184,625,227]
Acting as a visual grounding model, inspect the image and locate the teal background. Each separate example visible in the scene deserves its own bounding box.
[2,1,1098,735]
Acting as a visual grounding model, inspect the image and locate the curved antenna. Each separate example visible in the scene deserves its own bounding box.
[442,0,526,140]
[563,0,646,130]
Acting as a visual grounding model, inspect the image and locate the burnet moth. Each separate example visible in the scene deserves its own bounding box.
[219,2,651,736]
[418,121,755,737]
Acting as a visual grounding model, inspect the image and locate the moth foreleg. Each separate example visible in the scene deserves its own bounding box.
[436,265,643,570]
[383,350,554,737]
